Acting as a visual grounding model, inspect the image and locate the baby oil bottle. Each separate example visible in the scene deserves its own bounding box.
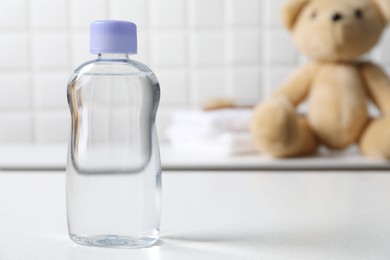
[66,20,161,248]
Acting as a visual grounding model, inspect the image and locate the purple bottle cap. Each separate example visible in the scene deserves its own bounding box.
[90,20,137,54]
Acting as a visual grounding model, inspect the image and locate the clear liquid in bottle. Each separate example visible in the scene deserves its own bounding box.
[66,20,161,249]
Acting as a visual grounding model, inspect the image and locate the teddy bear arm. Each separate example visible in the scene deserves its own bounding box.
[274,63,317,107]
[359,62,390,115]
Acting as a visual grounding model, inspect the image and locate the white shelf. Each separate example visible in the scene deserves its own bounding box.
[0,144,388,170]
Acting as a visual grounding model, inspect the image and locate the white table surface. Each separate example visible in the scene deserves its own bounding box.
[1,170,390,259]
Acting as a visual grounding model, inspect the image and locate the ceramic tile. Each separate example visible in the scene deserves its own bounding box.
[228,0,261,26]
[0,0,27,29]
[150,0,186,28]
[264,0,285,27]
[69,0,107,29]
[110,0,147,28]
[190,31,226,66]
[192,69,227,106]
[378,28,390,64]
[0,33,29,69]
[189,0,225,28]
[70,31,94,69]
[32,32,69,69]
[34,72,69,109]
[0,112,32,143]
[135,31,149,64]
[0,74,31,109]
[231,68,262,105]
[263,67,296,97]
[30,0,67,29]
[157,69,188,106]
[264,29,297,65]
[35,112,70,143]
[229,30,261,64]
[151,31,187,67]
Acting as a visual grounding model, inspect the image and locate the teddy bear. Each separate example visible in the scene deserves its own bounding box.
[251,0,390,158]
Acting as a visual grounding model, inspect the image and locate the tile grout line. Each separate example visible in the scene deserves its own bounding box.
[187,0,197,109]
[262,0,270,99]
[105,0,111,20]
[259,0,266,102]
[65,0,73,145]
[225,0,233,100]
[66,0,72,77]
[183,0,191,108]
[145,0,151,65]
[25,0,35,143]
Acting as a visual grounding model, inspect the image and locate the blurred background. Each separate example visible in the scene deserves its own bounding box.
[1,0,390,145]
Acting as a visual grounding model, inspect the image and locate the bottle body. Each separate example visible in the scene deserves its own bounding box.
[66,54,161,248]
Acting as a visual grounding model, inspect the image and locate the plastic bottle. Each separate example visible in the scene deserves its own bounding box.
[66,20,161,248]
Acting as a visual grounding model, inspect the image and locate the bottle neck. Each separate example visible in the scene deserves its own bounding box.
[97,53,130,60]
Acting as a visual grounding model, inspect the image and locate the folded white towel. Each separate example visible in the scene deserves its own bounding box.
[168,132,258,156]
[166,109,257,155]
[170,109,253,133]
[166,124,224,140]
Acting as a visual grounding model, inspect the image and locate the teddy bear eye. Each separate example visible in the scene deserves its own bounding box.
[311,11,317,19]
[355,9,363,19]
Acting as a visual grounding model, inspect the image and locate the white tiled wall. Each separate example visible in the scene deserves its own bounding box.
[0,0,389,143]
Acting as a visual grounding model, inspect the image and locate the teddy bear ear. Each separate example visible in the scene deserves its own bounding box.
[373,0,390,23]
[282,0,311,30]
